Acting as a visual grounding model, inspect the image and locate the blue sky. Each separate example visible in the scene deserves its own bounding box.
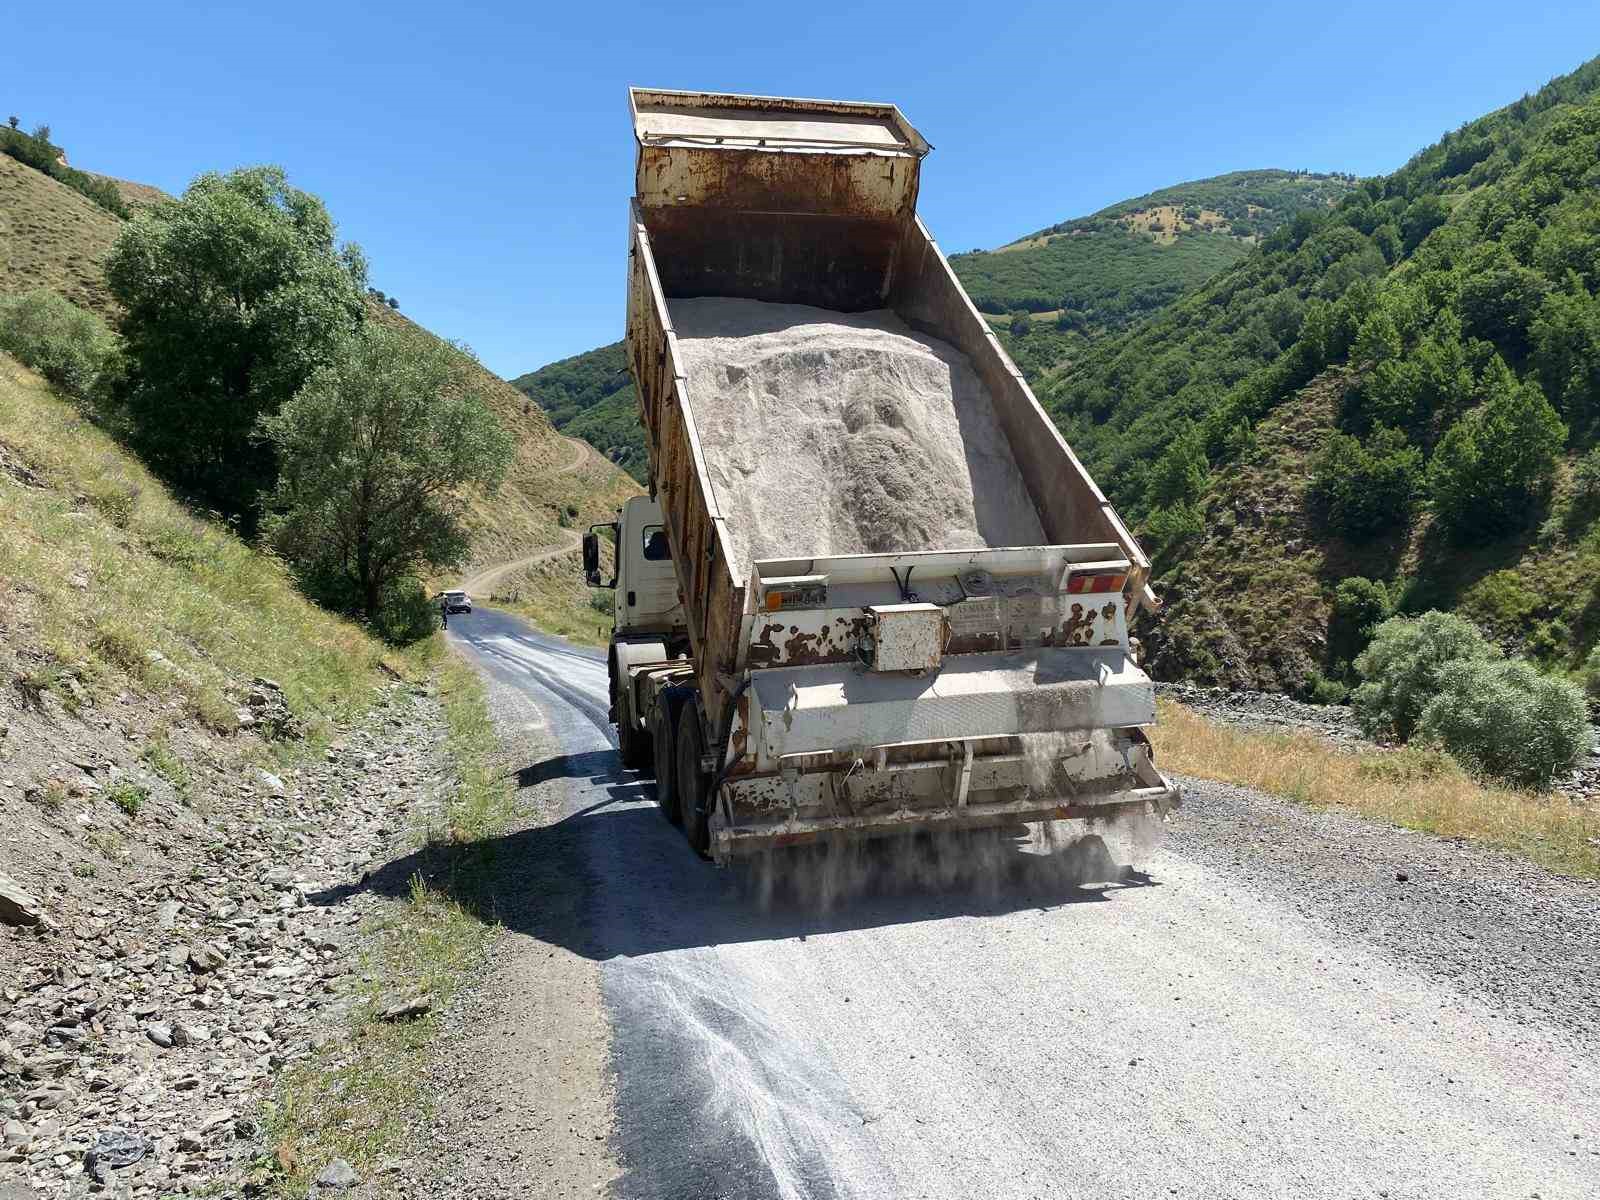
[9,2,1600,378]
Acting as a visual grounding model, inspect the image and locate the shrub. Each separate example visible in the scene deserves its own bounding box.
[1304,669,1349,704]
[1428,357,1566,542]
[588,589,613,614]
[1328,576,1392,662]
[1583,646,1600,710]
[1351,611,1499,741]
[107,780,148,818]
[1146,428,1208,509]
[372,578,440,647]
[1418,659,1589,787]
[1574,447,1600,509]
[1307,426,1421,539]
[0,290,115,399]
[1143,502,1205,559]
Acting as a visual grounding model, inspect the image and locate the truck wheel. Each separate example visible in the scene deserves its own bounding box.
[676,706,712,858]
[652,693,682,824]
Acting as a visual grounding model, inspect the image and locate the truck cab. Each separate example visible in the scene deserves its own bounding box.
[586,495,684,636]
[584,496,691,766]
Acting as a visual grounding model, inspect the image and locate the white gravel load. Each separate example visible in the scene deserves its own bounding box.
[668,298,1046,581]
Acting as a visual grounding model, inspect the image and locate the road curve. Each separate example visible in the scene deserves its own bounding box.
[449,606,1600,1200]
[457,527,583,597]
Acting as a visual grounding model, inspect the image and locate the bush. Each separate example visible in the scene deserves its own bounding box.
[372,578,440,646]
[1304,669,1349,704]
[1307,426,1421,539]
[1328,576,1392,662]
[106,780,148,818]
[1417,658,1589,787]
[1574,447,1600,509]
[0,290,115,399]
[1583,646,1600,709]
[1351,611,1499,741]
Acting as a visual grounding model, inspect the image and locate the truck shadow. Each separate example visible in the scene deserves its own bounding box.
[311,751,1160,961]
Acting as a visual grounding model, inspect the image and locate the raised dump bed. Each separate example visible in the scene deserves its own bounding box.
[602,87,1178,861]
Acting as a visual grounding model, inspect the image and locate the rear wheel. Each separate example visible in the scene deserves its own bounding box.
[651,692,682,823]
[676,705,712,858]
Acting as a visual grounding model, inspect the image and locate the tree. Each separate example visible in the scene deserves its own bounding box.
[1009,310,1032,337]
[1428,356,1567,540]
[1530,284,1600,436]
[1328,576,1392,663]
[262,324,515,623]
[105,166,368,521]
[1146,427,1208,509]
[1307,426,1421,539]
[6,116,18,131]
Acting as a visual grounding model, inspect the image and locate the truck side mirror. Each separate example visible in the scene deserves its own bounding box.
[582,532,600,586]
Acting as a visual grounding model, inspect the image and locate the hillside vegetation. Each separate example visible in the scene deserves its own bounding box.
[514,171,1355,483]
[0,140,637,589]
[1037,57,1600,695]
[510,341,642,481]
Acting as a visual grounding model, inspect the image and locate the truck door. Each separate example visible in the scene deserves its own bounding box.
[619,496,685,634]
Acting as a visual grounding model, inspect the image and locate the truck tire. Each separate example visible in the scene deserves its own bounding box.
[652,689,688,824]
[676,704,713,858]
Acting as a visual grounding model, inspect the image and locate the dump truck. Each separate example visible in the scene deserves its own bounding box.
[582,87,1180,863]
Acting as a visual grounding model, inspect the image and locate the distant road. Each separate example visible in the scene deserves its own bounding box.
[441,605,1600,1200]
[458,527,582,597]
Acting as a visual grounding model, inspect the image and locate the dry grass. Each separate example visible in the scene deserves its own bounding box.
[0,155,126,321]
[1151,699,1600,878]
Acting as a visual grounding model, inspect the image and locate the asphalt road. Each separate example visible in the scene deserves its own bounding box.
[451,606,1600,1200]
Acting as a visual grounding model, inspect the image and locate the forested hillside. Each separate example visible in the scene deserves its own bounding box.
[515,171,1354,482]
[1041,58,1600,693]
[510,342,641,480]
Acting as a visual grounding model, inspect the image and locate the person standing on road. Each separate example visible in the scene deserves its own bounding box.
[439,594,449,629]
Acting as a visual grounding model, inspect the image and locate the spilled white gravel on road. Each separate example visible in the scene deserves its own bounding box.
[443,609,1600,1200]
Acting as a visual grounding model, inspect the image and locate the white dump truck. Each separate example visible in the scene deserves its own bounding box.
[582,88,1179,862]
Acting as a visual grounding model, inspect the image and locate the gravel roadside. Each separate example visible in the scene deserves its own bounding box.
[400,642,619,1199]
[1167,773,1600,1050]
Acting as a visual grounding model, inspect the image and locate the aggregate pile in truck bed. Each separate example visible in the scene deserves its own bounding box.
[669,297,1046,583]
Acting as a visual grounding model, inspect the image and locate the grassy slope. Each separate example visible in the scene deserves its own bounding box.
[0,352,397,731]
[0,154,125,321]
[509,341,642,481]
[0,153,639,579]
[515,172,1356,484]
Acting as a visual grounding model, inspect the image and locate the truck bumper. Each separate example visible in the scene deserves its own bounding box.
[709,741,1182,864]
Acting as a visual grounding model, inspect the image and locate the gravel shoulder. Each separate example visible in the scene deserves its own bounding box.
[400,638,619,1199]
[1168,773,1600,1051]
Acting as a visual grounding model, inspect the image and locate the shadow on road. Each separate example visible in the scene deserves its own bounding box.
[311,749,1161,961]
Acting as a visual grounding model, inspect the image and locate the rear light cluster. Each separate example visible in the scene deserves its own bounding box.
[1065,572,1126,595]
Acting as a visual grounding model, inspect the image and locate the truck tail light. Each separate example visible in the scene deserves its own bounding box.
[1066,572,1126,595]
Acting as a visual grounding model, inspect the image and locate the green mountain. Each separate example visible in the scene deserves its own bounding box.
[509,343,643,481]
[1040,56,1600,692]
[515,171,1355,482]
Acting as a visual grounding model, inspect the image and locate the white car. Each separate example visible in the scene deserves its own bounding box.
[441,590,472,614]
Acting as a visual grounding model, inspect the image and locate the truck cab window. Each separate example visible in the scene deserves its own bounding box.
[642,525,671,561]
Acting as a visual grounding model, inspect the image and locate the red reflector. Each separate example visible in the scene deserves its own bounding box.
[1067,573,1126,594]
